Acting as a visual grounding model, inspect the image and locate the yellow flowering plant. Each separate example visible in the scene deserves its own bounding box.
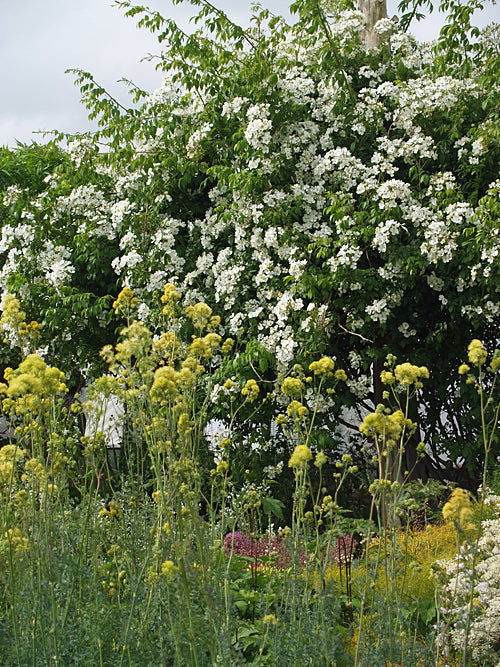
[112,286,138,323]
[0,294,42,355]
[441,488,477,536]
[2,1,500,662]
[458,340,500,496]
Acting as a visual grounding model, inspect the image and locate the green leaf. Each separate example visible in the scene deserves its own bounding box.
[262,496,285,520]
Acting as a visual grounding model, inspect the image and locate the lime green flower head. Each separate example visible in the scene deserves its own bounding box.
[204,332,222,352]
[468,339,487,366]
[0,444,25,465]
[359,409,411,441]
[490,351,500,373]
[314,451,328,468]
[380,370,395,385]
[221,338,234,355]
[288,444,312,469]
[394,363,429,386]
[3,527,28,555]
[0,294,26,330]
[152,331,180,358]
[281,376,304,397]
[181,355,204,379]
[241,378,259,402]
[188,337,210,359]
[1,354,67,399]
[286,400,309,419]
[150,366,180,402]
[185,302,213,330]
[115,322,152,363]
[161,283,181,318]
[112,287,137,316]
[177,413,192,437]
[276,413,288,426]
[309,357,335,377]
[262,614,278,626]
[0,444,25,485]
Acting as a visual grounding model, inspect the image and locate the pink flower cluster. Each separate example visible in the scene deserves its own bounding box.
[223,531,358,569]
[223,531,293,569]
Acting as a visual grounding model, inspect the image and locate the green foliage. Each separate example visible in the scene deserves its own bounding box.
[0,0,499,484]
[0,287,497,665]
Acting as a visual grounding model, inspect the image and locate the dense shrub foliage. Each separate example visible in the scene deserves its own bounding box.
[0,2,499,664]
[0,286,498,665]
[0,0,499,485]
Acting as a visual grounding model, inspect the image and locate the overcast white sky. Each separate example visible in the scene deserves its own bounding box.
[1,0,498,148]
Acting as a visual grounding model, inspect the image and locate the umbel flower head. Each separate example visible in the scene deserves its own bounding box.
[288,444,313,469]
[0,294,26,330]
[161,560,179,581]
[381,363,429,387]
[185,302,220,331]
[359,406,412,442]
[114,321,153,364]
[287,400,309,420]
[112,286,138,316]
[468,339,488,366]
[0,294,42,351]
[0,354,67,399]
[309,357,335,377]
[161,283,181,319]
[281,376,304,397]
[241,378,260,402]
[0,444,25,486]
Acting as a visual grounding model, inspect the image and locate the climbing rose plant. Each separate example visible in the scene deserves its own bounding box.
[0,0,498,483]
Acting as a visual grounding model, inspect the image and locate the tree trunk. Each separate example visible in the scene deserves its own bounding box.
[358,0,388,49]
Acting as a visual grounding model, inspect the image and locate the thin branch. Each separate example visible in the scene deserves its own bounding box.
[338,323,374,344]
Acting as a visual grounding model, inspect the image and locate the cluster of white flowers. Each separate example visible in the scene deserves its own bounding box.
[328,9,365,44]
[274,330,298,367]
[396,76,477,130]
[111,251,143,278]
[186,122,212,158]
[51,183,115,238]
[114,170,143,197]
[244,104,272,153]
[365,291,403,324]
[398,322,417,338]
[204,419,231,465]
[470,137,487,165]
[67,136,95,168]
[420,217,458,264]
[372,219,404,253]
[328,237,363,271]
[462,300,500,323]
[346,373,372,399]
[304,387,335,413]
[428,171,456,195]
[373,17,395,35]
[145,73,180,110]
[38,242,75,288]
[314,147,367,190]
[435,493,500,665]
[1,185,24,206]
[221,96,248,118]
[0,223,34,253]
[426,272,445,292]
[1,5,497,414]
[110,198,133,227]
[278,66,316,106]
